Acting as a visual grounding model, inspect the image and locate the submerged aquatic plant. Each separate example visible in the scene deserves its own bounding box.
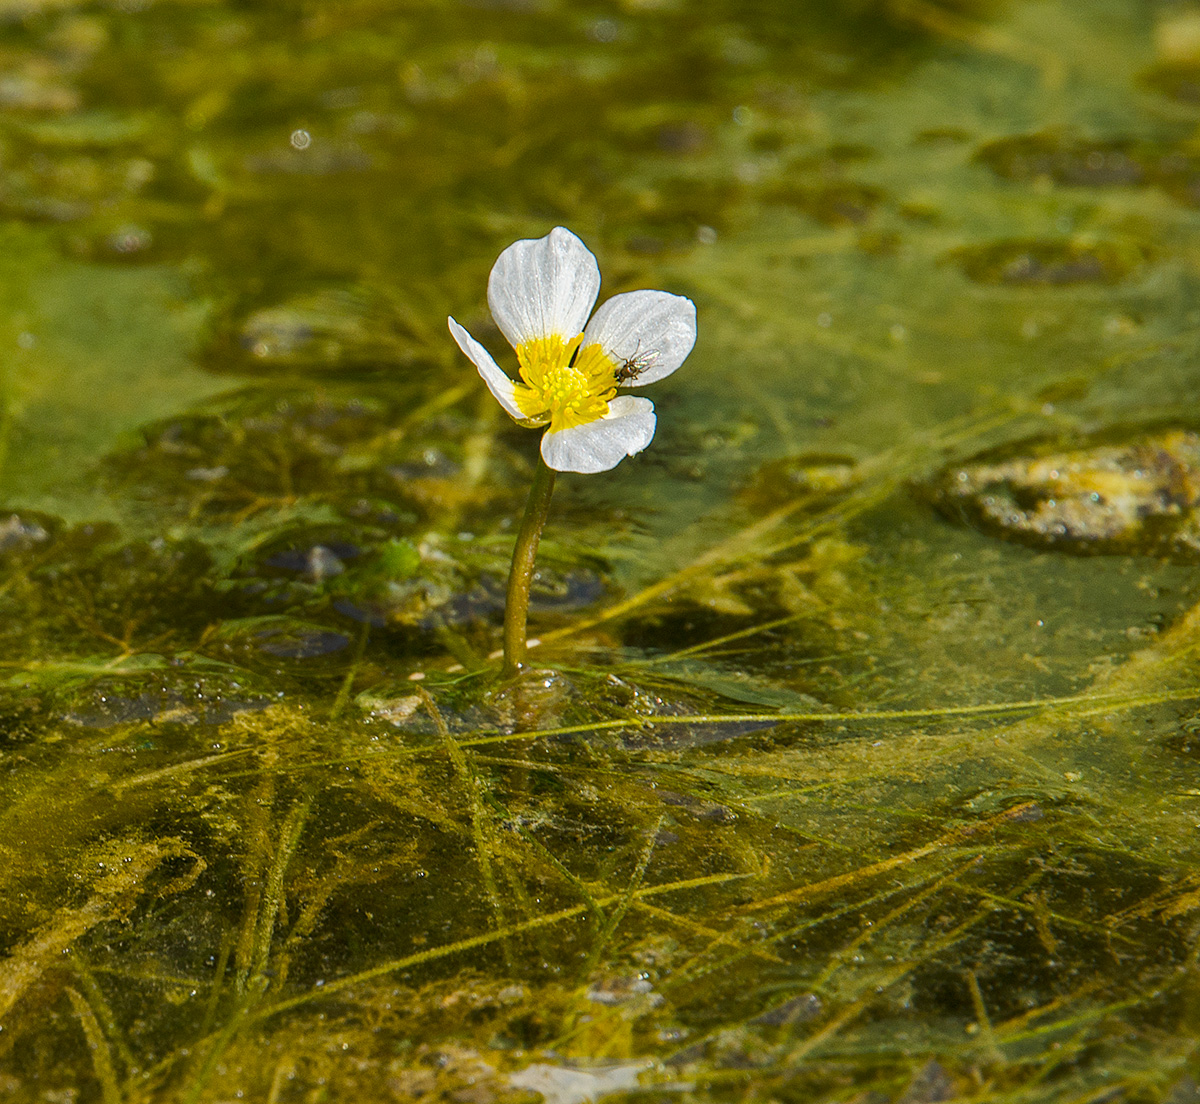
[448,227,696,674]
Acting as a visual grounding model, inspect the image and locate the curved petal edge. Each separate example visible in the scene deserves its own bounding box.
[488,227,600,349]
[540,396,656,473]
[582,289,696,387]
[448,316,524,421]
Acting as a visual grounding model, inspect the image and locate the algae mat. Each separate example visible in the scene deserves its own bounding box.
[2,0,1200,1101]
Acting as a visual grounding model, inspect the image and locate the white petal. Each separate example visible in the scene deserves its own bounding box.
[447,316,524,420]
[540,396,656,474]
[582,289,696,386]
[487,227,600,348]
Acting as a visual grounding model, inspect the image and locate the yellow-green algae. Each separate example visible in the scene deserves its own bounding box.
[2,0,1200,1101]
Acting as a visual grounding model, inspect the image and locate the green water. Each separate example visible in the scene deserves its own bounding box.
[2,0,1200,1100]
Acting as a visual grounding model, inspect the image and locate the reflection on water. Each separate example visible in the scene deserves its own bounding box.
[1,0,1200,1100]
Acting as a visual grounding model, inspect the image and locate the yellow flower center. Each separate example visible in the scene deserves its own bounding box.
[512,334,618,432]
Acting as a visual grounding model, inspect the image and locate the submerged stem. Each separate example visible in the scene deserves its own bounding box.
[503,453,556,677]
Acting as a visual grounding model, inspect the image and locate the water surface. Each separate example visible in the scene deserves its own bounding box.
[2,1,1200,1101]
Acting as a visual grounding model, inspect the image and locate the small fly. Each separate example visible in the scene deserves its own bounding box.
[615,345,657,385]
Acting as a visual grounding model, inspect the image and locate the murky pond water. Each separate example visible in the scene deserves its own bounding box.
[2,0,1200,1100]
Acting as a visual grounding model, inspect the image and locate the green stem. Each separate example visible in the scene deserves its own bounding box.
[503,453,556,677]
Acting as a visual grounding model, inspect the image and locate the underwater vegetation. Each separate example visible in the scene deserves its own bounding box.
[2,0,1200,1102]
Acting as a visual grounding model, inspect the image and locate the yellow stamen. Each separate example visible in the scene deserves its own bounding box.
[512,335,617,432]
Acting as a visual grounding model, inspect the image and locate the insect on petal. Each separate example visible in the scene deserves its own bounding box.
[582,289,696,387]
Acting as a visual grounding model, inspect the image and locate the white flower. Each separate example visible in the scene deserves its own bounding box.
[448,227,697,474]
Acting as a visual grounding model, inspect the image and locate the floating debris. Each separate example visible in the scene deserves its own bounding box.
[928,427,1200,558]
[507,1062,651,1104]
